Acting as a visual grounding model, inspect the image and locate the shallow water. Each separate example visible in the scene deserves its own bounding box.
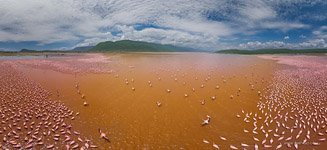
[14,53,274,149]
[1,53,326,150]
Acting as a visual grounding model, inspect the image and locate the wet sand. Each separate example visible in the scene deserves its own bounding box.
[0,53,326,149]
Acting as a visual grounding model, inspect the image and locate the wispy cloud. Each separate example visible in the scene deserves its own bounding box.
[0,0,326,50]
[239,0,276,21]
[238,39,327,49]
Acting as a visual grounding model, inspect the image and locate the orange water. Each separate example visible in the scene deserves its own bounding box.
[16,53,276,149]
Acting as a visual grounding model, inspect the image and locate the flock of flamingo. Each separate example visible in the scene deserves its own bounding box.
[214,56,327,150]
[0,61,111,149]
[0,54,326,149]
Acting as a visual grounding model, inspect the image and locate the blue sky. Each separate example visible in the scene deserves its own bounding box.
[0,0,326,51]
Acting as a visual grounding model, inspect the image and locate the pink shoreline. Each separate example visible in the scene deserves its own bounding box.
[258,55,327,69]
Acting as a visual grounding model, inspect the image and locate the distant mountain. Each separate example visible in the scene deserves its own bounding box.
[90,40,194,52]
[215,49,327,54]
[72,46,94,51]
[20,49,37,52]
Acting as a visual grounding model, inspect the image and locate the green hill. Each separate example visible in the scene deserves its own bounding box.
[90,40,193,52]
[20,49,38,52]
[215,49,327,55]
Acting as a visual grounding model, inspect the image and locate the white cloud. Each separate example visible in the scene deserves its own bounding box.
[239,41,288,49]
[299,39,327,48]
[313,26,327,39]
[76,25,221,50]
[0,0,324,50]
[239,0,276,21]
[238,25,327,49]
[0,0,104,44]
[0,0,228,49]
[157,16,233,37]
[259,22,309,31]
[238,39,327,49]
[233,0,310,32]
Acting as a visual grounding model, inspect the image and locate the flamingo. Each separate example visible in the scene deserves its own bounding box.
[98,129,110,142]
[156,101,162,107]
[201,115,211,126]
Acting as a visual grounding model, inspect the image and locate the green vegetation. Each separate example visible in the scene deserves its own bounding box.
[215,49,327,55]
[91,40,193,52]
